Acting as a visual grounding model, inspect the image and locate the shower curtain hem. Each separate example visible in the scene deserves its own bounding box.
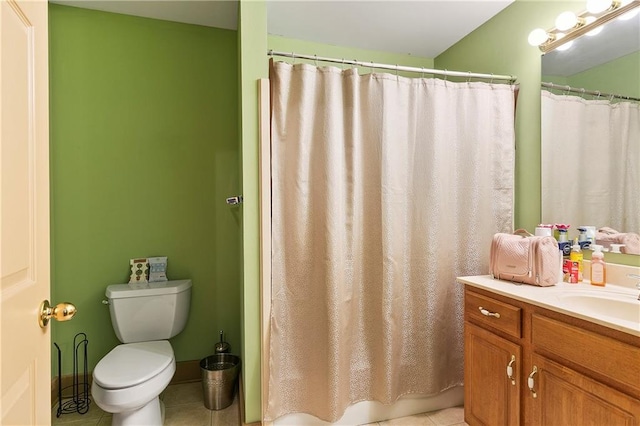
[265,381,465,423]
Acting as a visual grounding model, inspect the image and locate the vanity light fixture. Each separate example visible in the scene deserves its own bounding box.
[618,8,639,19]
[618,0,640,18]
[528,0,639,52]
[556,39,574,51]
[584,16,604,35]
[586,0,618,14]
[527,28,554,46]
[555,11,584,30]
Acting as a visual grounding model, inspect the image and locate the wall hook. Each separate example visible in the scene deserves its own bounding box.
[226,195,243,205]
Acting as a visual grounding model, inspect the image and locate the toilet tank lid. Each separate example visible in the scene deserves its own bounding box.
[106,279,192,299]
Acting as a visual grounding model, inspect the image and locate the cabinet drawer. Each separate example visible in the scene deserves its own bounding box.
[532,314,640,397]
[465,290,522,338]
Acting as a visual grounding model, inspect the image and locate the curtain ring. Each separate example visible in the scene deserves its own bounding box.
[421,67,425,79]
[341,58,346,70]
[314,54,318,67]
[596,91,601,99]
[467,71,472,83]
[444,69,448,81]
[292,52,296,65]
[490,73,494,84]
[580,88,586,98]
[370,61,374,74]
[396,64,399,81]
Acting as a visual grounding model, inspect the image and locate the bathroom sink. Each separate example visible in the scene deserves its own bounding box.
[557,291,640,325]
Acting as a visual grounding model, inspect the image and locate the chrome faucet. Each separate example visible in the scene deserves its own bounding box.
[631,274,640,301]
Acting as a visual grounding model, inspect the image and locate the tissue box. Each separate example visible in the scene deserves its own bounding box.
[129,258,149,284]
[148,257,168,282]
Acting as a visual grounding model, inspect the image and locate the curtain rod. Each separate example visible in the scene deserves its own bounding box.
[542,82,640,102]
[268,50,517,83]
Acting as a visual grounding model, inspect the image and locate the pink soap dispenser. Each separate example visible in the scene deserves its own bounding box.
[590,245,606,286]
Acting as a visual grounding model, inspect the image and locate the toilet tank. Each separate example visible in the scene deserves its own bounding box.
[105,279,192,343]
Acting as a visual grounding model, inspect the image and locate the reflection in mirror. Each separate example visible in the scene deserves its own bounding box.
[541,9,640,255]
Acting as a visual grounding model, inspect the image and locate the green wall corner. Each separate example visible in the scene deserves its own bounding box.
[49,4,242,375]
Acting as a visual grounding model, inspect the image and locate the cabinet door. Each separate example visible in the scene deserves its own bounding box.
[465,321,521,426]
[529,354,640,426]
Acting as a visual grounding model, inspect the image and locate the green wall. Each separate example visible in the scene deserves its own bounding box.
[541,75,569,85]
[567,51,640,98]
[49,4,242,375]
[268,35,434,73]
[544,51,640,97]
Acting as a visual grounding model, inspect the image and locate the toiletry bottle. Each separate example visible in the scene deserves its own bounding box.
[570,238,583,282]
[590,245,606,286]
[558,228,571,256]
[577,227,591,250]
[535,224,553,237]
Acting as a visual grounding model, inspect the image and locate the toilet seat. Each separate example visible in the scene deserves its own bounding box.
[93,340,173,389]
[91,356,175,415]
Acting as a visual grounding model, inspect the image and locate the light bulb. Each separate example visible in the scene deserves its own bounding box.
[528,28,550,46]
[552,33,573,51]
[586,0,614,14]
[584,16,604,35]
[555,11,579,30]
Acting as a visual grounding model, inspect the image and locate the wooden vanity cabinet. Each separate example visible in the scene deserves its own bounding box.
[464,286,640,426]
[530,354,640,426]
[464,322,521,425]
[464,290,523,426]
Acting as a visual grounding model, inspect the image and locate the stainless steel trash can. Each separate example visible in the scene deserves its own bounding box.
[200,353,241,410]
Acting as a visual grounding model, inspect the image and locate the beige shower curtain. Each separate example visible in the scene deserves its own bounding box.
[267,61,516,422]
[542,90,640,233]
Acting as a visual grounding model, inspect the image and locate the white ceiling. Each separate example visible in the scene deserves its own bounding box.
[266,1,514,58]
[50,0,515,58]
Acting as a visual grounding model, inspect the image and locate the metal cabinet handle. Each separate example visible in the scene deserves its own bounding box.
[506,355,516,385]
[528,366,538,398]
[478,306,501,318]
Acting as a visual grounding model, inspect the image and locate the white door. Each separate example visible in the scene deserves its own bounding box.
[1,0,51,424]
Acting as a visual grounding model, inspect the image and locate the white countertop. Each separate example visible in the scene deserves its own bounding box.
[457,275,640,337]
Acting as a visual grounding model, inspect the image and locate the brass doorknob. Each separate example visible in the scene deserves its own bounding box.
[39,300,77,328]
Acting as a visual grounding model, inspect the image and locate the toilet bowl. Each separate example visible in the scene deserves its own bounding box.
[92,280,192,425]
[92,341,175,424]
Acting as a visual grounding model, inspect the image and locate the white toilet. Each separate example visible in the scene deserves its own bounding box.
[92,279,192,425]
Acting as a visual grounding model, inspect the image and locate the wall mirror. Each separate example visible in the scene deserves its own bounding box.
[540,4,640,256]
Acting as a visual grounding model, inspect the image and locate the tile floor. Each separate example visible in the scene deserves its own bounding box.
[363,406,467,426]
[52,382,467,426]
[52,382,239,426]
